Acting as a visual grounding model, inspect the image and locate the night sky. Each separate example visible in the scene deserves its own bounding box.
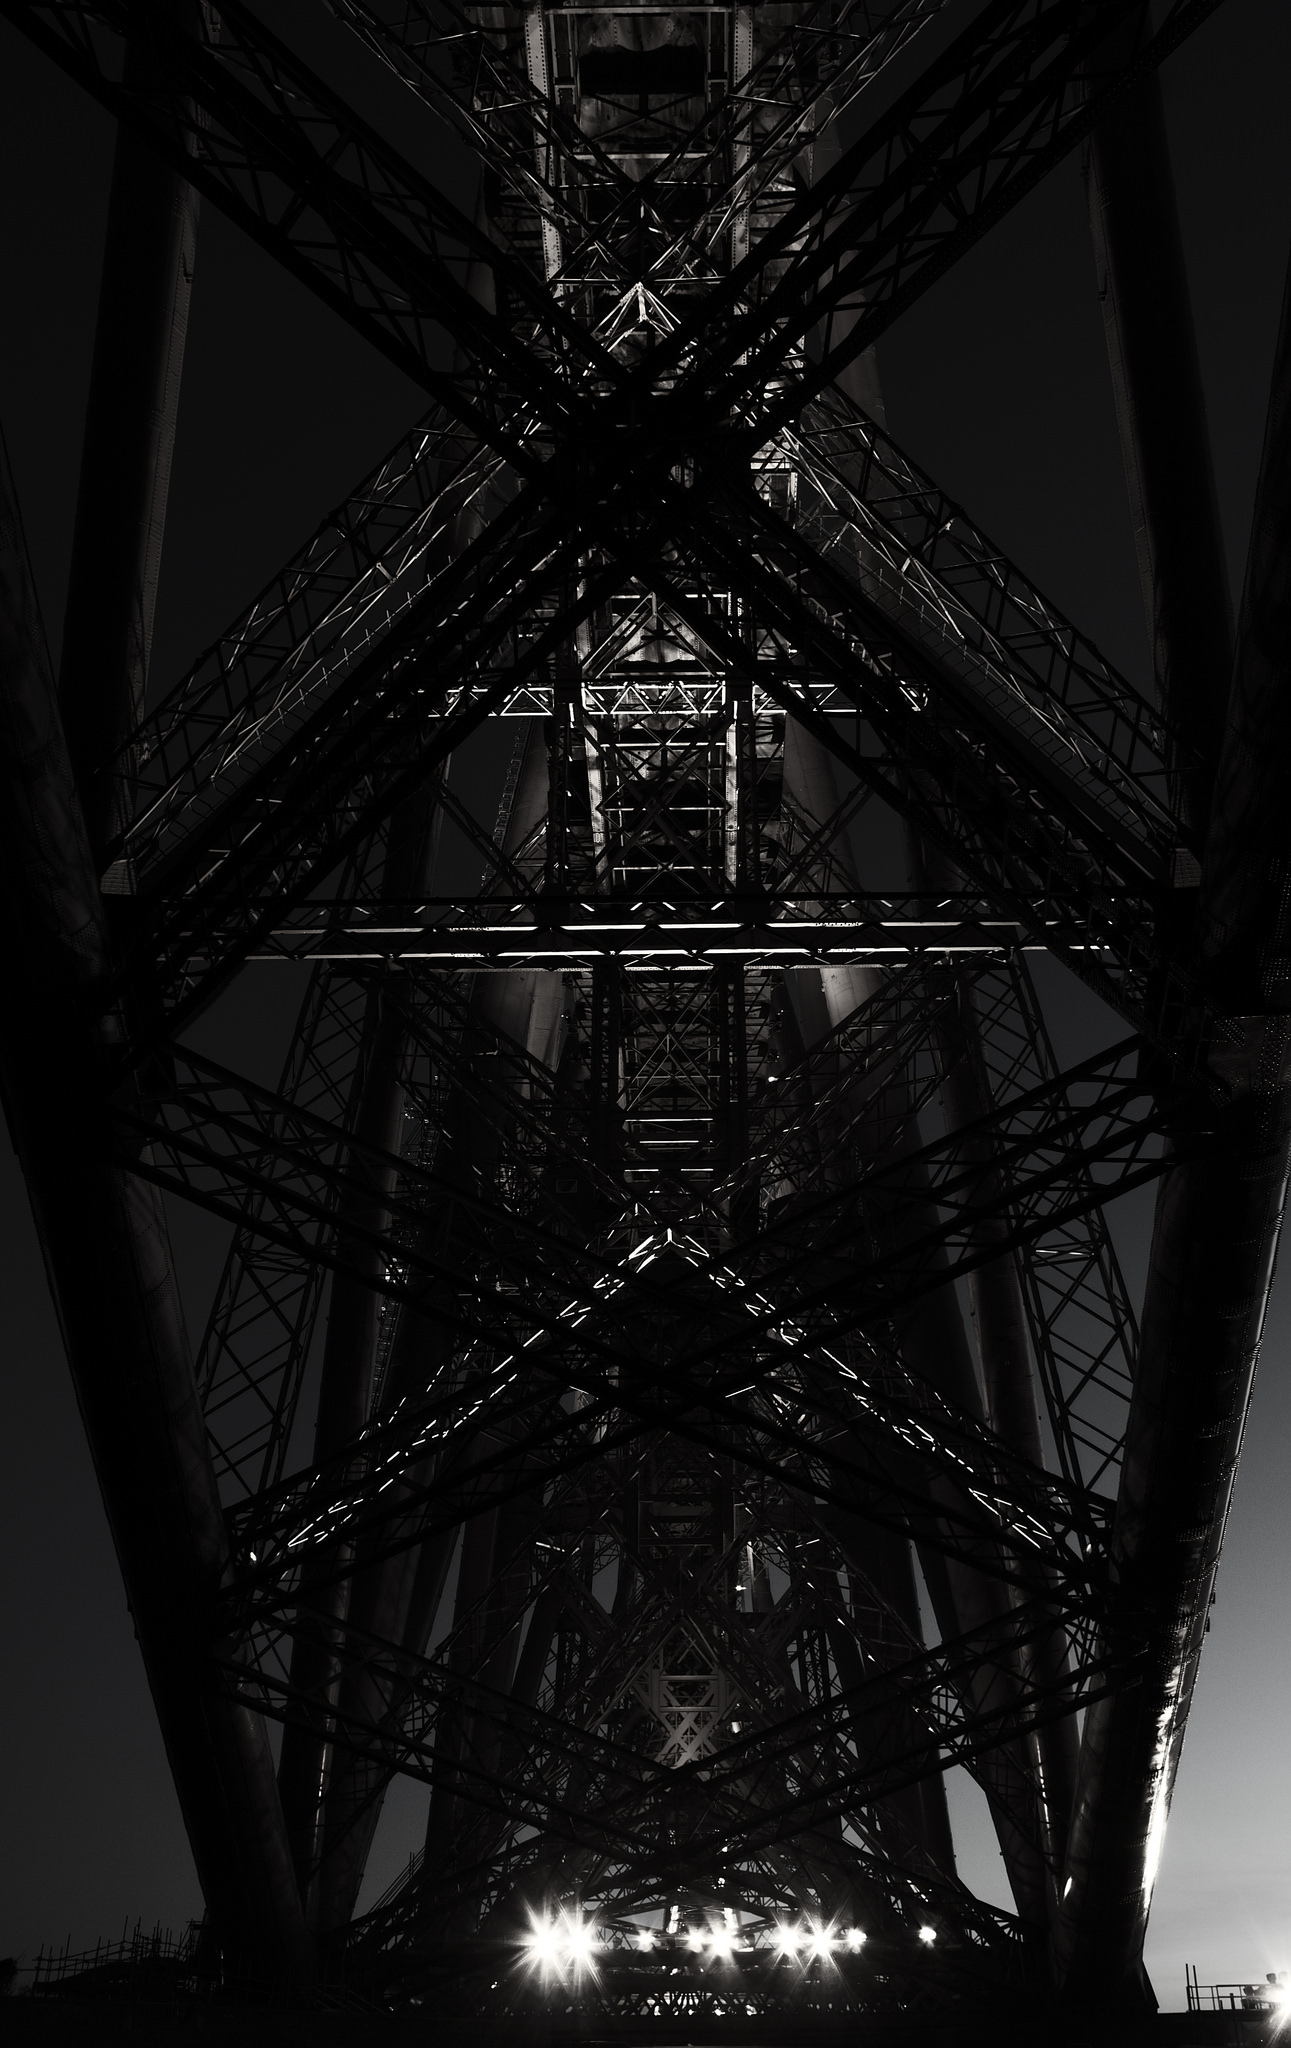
[2,0,1290,2007]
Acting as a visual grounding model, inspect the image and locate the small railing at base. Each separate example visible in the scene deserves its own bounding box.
[1187,1964,1290,2016]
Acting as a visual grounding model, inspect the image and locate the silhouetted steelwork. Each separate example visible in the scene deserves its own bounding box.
[0,0,1282,2026]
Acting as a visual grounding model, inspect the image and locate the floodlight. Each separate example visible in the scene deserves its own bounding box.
[522,1917,562,1972]
[565,1920,597,1966]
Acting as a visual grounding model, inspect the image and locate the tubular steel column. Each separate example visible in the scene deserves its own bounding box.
[1056,245,1291,2005]
[59,36,198,858]
[907,832,1079,1916]
[1054,26,1274,2003]
[1085,9,1233,844]
[0,429,304,1965]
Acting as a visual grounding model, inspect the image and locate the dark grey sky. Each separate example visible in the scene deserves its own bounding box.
[1,0,1289,2008]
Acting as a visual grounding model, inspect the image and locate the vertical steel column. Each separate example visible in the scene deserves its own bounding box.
[0,430,304,1965]
[1199,257,1291,1004]
[908,833,1079,1908]
[784,723,1051,1929]
[275,981,414,1920]
[310,725,563,1935]
[1056,15,1271,1999]
[59,35,199,858]
[1084,13,1233,843]
[276,774,445,1929]
[1056,247,1291,2006]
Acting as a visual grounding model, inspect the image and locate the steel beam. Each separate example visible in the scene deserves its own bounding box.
[1054,243,1291,2006]
[0,428,305,1965]
[59,33,198,859]
[1085,9,1233,845]
[908,833,1079,1919]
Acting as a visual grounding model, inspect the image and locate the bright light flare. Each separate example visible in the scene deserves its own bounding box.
[520,1910,600,1977]
[635,1929,656,1952]
[566,1922,597,1966]
[843,1927,868,1953]
[774,1921,803,1956]
[806,1923,838,1961]
[522,1919,563,1970]
[685,1927,705,1954]
[918,1925,938,1946]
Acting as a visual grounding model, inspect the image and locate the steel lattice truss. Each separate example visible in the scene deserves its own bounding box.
[3,0,1285,2027]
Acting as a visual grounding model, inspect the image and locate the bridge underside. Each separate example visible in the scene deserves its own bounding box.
[3,0,1289,2027]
